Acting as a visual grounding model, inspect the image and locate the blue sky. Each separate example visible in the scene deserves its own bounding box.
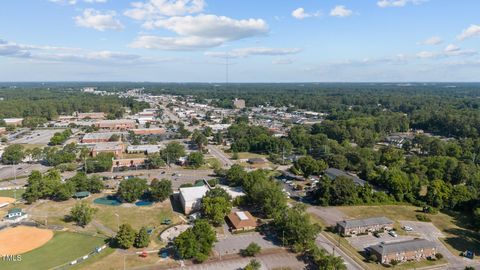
[0,0,479,82]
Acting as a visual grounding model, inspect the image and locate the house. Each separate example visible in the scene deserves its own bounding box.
[95,120,136,130]
[2,118,23,126]
[81,132,122,143]
[91,142,124,157]
[4,208,28,223]
[131,128,166,136]
[179,185,209,214]
[226,211,257,232]
[336,216,393,236]
[324,168,366,186]
[369,239,437,264]
[233,98,246,109]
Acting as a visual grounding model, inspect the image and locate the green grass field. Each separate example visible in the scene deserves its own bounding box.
[0,232,107,270]
[0,189,25,198]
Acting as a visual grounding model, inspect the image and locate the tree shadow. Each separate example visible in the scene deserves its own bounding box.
[443,227,480,256]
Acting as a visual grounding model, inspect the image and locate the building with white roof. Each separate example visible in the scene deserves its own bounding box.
[179,185,209,214]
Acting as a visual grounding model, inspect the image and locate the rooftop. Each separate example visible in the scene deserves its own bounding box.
[227,211,257,229]
[369,239,436,256]
[337,216,393,229]
[179,185,209,202]
[324,168,367,186]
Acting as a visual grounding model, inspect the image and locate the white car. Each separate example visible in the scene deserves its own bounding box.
[388,231,398,237]
[402,226,414,231]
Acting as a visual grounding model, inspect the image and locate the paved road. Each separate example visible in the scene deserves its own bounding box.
[0,163,49,185]
[316,233,364,270]
[207,145,233,168]
[10,129,62,145]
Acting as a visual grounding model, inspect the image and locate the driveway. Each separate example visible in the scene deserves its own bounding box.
[347,233,413,251]
[306,206,348,226]
[399,221,478,269]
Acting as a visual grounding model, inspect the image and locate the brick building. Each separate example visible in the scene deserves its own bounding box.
[336,216,393,236]
[369,239,437,264]
[95,120,136,130]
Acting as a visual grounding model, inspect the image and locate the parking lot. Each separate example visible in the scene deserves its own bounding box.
[214,231,278,256]
[10,129,64,145]
[0,163,49,187]
[347,232,414,251]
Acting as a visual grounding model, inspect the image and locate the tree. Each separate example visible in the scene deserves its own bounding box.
[161,142,186,164]
[149,178,172,202]
[201,196,232,226]
[244,259,261,270]
[70,201,96,227]
[86,153,114,173]
[134,227,150,248]
[115,223,136,249]
[117,178,148,203]
[192,130,208,151]
[330,176,359,205]
[55,182,75,201]
[205,187,232,201]
[187,152,205,168]
[68,172,103,193]
[272,204,321,250]
[240,242,261,257]
[146,153,165,169]
[174,219,216,262]
[293,156,327,178]
[23,171,43,203]
[226,164,248,186]
[1,144,25,164]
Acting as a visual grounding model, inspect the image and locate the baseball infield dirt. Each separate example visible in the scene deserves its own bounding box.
[0,226,53,254]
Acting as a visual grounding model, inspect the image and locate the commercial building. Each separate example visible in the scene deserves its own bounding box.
[95,120,136,130]
[76,112,106,120]
[112,158,146,171]
[336,216,394,236]
[2,118,23,126]
[226,211,257,232]
[131,128,166,136]
[324,168,366,186]
[369,239,437,264]
[179,185,209,214]
[91,142,124,157]
[126,145,162,155]
[81,132,122,143]
[233,98,246,109]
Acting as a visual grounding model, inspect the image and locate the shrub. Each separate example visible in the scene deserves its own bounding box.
[240,242,261,257]
[435,253,443,260]
[416,214,431,222]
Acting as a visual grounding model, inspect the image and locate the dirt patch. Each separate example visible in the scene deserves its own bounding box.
[0,226,53,255]
[0,197,16,204]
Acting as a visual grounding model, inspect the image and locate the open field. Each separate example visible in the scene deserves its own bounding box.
[79,249,178,270]
[0,189,25,198]
[337,205,480,255]
[0,226,53,255]
[0,231,106,270]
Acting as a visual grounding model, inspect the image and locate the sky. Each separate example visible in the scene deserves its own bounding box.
[0,0,479,82]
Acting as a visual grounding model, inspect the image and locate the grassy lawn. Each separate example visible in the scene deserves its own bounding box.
[228,152,268,159]
[0,232,107,270]
[94,200,180,232]
[79,250,178,270]
[337,205,480,257]
[0,189,25,198]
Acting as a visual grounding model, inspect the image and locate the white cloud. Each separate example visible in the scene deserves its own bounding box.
[272,58,294,65]
[84,0,107,3]
[416,45,476,59]
[74,9,124,31]
[377,0,428,8]
[418,36,443,45]
[124,0,205,20]
[130,35,224,50]
[131,14,269,50]
[204,47,302,58]
[330,5,353,18]
[444,44,460,53]
[291,7,321,20]
[0,38,165,65]
[457,24,480,41]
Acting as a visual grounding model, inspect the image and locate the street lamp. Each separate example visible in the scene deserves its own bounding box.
[114,213,120,231]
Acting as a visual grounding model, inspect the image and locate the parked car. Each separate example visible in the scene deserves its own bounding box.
[388,231,398,237]
[402,225,414,231]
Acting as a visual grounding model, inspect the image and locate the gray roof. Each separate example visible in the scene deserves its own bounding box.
[324,168,366,186]
[369,239,436,256]
[337,216,393,229]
